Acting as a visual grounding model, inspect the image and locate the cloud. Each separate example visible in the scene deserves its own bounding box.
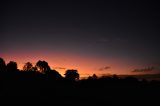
[132,67,155,72]
[54,67,66,70]
[99,66,111,71]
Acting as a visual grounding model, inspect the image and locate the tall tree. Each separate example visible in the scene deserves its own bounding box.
[64,69,79,81]
[36,60,51,73]
[0,57,6,71]
[6,61,18,72]
[23,62,34,71]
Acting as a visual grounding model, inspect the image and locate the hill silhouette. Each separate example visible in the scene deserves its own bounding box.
[0,57,160,106]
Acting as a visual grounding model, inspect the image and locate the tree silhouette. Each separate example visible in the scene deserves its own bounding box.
[64,69,79,81]
[45,69,62,80]
[0,57,6,71]
[23,62,34,71]
[6,61,18,72]
[88,74,98,80]
[112,74,119,79]
[0,58,159,106]
[36,60,51,73]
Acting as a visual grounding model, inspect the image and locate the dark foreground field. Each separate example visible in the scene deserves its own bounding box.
[0,71,160,106]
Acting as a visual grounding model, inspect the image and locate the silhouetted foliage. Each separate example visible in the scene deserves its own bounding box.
[45,69,62,80]
[124,76,139,83]
[36,60,51,73]
[0,57,160,106]
[112,74,119,80]
[6,61,18,72]
[64,69,79,81]
[0,57,6,71]
[23,62,34,71]
[88,74,98,80]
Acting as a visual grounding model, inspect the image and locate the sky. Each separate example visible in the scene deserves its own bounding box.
[1,0,160,77]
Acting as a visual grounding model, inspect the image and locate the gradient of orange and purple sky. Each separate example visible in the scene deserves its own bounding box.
[1,0,160,77]
[1,50,159,77]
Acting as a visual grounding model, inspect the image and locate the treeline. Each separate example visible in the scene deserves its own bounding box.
[0,57,79,81]
[1,57,160,82]
[0,57,160,105]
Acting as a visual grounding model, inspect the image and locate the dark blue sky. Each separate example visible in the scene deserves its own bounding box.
[1,0,160,75]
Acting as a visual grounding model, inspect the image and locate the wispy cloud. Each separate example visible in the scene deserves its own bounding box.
[54,67,66,70]
[99,66,111,71]
[132,67,155,72]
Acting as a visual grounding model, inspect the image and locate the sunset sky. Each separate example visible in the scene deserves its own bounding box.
[1,0,160,77]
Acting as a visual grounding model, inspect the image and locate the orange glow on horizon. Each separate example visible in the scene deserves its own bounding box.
[1,50,147,77]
